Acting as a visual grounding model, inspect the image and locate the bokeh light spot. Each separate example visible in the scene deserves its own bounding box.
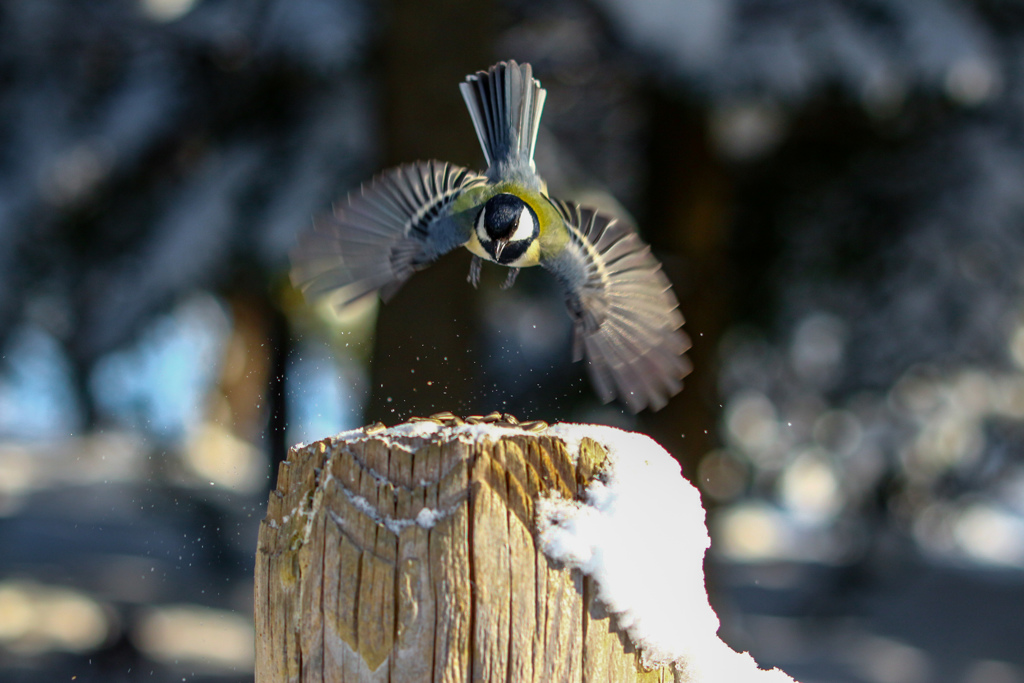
[139,0,197,22]
[778,450,842,523]
[0,581,109,655]
[134,604,254,672]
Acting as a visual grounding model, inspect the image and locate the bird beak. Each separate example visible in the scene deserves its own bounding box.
[494,238,508,260]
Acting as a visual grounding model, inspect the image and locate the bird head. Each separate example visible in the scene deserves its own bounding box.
[475,193,539,264]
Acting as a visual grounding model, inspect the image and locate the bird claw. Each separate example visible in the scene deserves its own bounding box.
[468,256,482,288]
[501,268,520,290]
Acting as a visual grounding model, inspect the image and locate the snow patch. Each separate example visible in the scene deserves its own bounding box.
[415,507,443,529]
[328,420,541,449]
[541,423,796,682]
[334,481,451,534]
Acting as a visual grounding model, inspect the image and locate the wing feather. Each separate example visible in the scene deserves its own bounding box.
[542,202,692,412]
[291,160,486,307]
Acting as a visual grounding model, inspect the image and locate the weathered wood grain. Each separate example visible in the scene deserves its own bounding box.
[255,420,679,682]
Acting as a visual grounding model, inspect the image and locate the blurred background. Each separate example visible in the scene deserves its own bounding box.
[1,0,1023,681]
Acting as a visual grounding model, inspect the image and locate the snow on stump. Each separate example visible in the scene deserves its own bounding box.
[254,413,796,683]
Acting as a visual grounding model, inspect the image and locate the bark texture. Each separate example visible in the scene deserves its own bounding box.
[255,415,677,682]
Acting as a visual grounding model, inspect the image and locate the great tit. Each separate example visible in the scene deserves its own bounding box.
[291,61,691,412]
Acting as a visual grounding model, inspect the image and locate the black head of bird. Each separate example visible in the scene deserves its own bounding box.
[476,193,539,264]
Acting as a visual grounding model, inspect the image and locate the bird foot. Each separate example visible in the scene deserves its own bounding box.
[468,256,482,288]
[501,268,520,289]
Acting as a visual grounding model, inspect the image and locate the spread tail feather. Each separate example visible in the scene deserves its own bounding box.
[460,60,546,176]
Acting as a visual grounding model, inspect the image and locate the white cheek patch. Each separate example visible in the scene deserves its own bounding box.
[474,207,490,242]
[511,205,536,242]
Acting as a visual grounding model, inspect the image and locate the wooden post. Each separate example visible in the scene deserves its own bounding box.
[254,414,677,682]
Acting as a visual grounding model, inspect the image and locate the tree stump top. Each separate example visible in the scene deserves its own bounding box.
[255,413,795,683]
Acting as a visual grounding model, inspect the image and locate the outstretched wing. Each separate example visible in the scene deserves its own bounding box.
[291,160,487,307]
[542,200,691,412]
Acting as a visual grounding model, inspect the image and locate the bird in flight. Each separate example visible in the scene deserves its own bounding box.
[291,61,691,412]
